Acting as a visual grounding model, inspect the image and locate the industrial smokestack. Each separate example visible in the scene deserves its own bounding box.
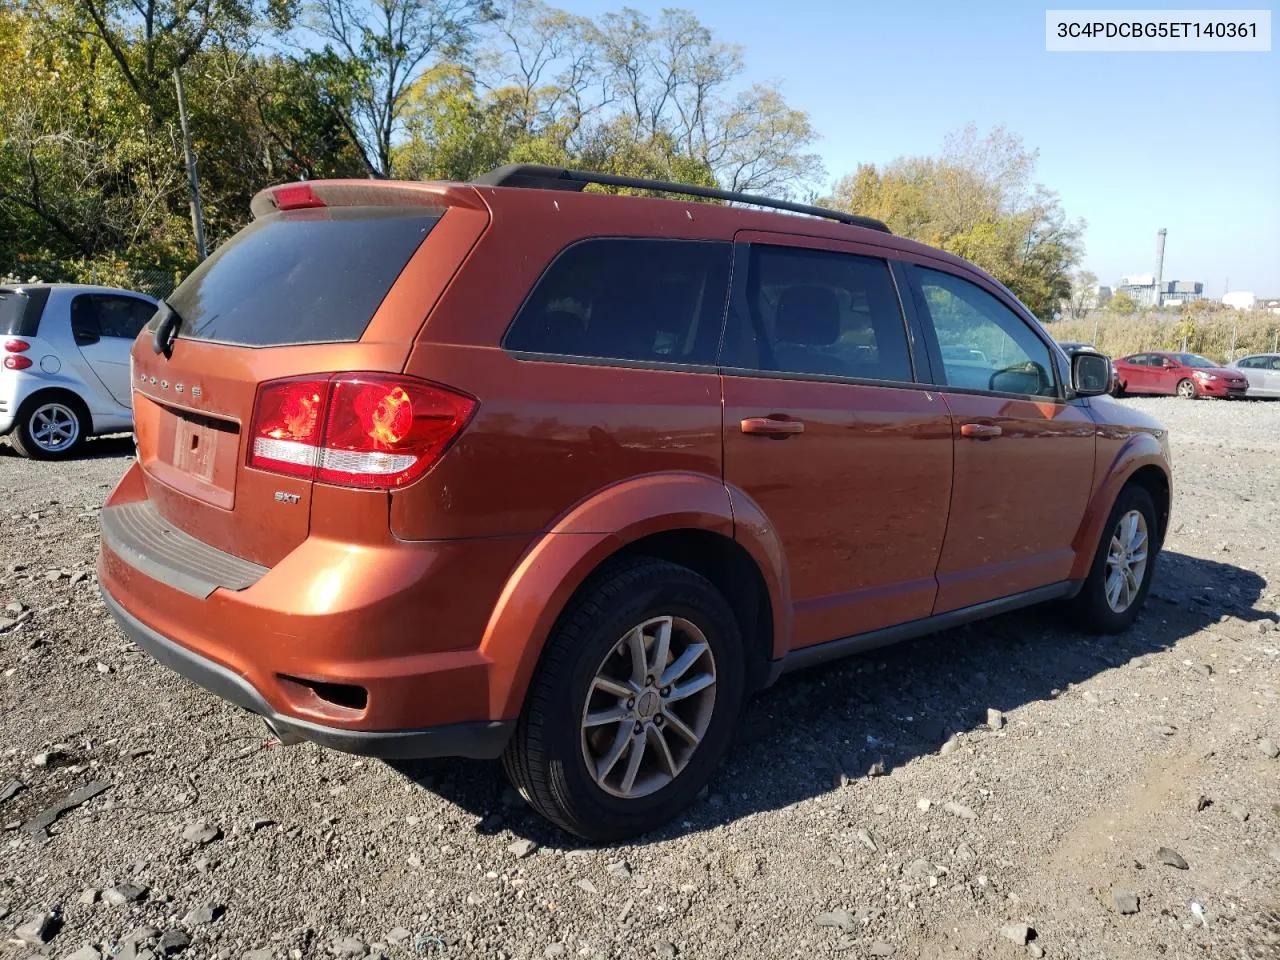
[1153,228,1167,308]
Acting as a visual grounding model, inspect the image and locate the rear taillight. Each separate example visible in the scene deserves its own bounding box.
[4,339,30,352]
[4,355,32,370]
[247,374,475,490]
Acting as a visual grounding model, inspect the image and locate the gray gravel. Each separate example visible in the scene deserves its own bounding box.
[2,397,1279,959]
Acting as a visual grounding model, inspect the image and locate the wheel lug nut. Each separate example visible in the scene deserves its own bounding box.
[634,722,644,734]
[626,698,635,709]
[661,686,671,697]
[654,715,664,726]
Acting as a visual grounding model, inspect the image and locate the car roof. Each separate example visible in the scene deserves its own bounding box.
[1,282,156,298]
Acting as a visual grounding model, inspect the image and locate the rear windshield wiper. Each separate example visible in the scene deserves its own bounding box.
[151,300,184,358]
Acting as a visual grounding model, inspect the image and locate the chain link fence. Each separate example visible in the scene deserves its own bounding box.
[1,259,191,300]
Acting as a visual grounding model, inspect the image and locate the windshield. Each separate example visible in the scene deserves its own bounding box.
[1173,353,1217,368]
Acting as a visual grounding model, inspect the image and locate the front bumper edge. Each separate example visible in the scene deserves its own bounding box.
[100,584,514,761]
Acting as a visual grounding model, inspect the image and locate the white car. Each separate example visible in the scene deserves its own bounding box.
[1228,353,1280,398]
[1,284,157,459]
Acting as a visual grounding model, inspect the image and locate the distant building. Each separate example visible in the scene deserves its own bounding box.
[1222,291,1256,310]
[1116,274,1204,307]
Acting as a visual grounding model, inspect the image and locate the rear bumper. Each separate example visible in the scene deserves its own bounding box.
[96,462,530,759]
[101,585,513,759]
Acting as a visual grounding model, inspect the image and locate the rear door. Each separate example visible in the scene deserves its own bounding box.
[720,233,952,647]
[130,188,489,566]
[70,293,155,406]
[1120,354,1151,392]
[904,263,1095,613]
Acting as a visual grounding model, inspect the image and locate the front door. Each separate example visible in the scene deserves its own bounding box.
[720,234,953,648]
[905,263,1096,613]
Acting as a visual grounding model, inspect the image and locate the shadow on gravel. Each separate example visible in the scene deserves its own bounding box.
[389,550,1273,848]
[0,433,134,460]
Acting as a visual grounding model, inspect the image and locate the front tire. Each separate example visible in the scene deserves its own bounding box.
[1070,484,1159,634]
[503,557,745,841]
[10,396,87,460]
[1176,378,1197,399]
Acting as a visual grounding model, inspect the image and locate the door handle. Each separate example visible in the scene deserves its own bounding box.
[740,417,805,438]
[960,422,1002,440]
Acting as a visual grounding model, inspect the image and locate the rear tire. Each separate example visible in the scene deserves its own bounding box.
[1176,378,1197,399]
[10,395,87,460]
[1069,484,1159,634]
[503,557,744,841]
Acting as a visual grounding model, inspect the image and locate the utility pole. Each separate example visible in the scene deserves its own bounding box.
[173,66,207,261]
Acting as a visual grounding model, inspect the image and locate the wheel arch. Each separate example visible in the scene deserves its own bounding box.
[479,472,788,719]
[15,387,95,439]
[1069,436,1172,580]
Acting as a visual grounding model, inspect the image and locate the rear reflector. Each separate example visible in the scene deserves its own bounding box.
[4,355,32,370]
[4,339,30,352]
[248,373,475,489]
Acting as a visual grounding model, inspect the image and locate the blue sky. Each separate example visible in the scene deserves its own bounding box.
[562,0,1280,295]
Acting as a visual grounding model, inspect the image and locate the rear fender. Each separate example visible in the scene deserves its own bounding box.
[1069,430,1170,580]
[480,472,790,718]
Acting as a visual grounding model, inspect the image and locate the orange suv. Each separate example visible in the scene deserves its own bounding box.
[99,166,1172,839]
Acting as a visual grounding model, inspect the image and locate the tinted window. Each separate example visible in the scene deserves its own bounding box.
[72,295,154,340]
[915,267,1056,397]
[1237,356,1260,368]
[731,246,913,382]
[504,239,731,365]
[0,287,49,337]
[169,207,440,347]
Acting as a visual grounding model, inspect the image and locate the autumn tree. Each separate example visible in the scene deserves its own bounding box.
[828,126,1084,319]
[302,0,495,176]
[1065,269,1099,320]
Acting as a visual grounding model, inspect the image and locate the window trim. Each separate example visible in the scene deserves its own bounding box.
[903,261,1068,402]
[499,235,734,370]
[717,236,924,386]
[72,292,156,341]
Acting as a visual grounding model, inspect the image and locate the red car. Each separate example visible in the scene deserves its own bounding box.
[1113,351,1249,399]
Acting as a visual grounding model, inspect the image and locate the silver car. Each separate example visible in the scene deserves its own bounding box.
[1,284,157,459]
[1228,353,1280,398]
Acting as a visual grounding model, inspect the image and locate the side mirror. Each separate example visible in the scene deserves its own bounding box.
[1072,353,1112,396]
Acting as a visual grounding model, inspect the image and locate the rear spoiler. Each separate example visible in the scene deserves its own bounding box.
[249,180,486,219]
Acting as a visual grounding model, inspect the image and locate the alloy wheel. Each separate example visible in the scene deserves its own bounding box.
[28,402,80,454]
[1105,509,1149,613]
[1177,379,1197,399]
[580,615,717,799]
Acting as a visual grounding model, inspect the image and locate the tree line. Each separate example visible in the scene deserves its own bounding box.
[1,0,1082,318]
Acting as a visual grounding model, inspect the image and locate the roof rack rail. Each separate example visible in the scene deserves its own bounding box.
[470,164,891,234]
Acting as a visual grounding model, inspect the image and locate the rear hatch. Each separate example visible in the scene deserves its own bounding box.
[130,181,490,566]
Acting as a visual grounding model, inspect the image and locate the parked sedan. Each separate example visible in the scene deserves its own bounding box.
[1228,353,1280,398]
[1112,351,1249,400]
[1,284,157,458]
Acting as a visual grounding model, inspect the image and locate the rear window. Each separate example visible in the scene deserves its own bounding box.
[0,287,50,337]
[504,239,731,366]
[169,207,441,347]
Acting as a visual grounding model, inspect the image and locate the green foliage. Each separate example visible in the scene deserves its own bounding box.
[1108,290,1138,315]
[827,126,1084,320]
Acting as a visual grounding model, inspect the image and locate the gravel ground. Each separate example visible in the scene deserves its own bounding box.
[1,396,1278,960]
